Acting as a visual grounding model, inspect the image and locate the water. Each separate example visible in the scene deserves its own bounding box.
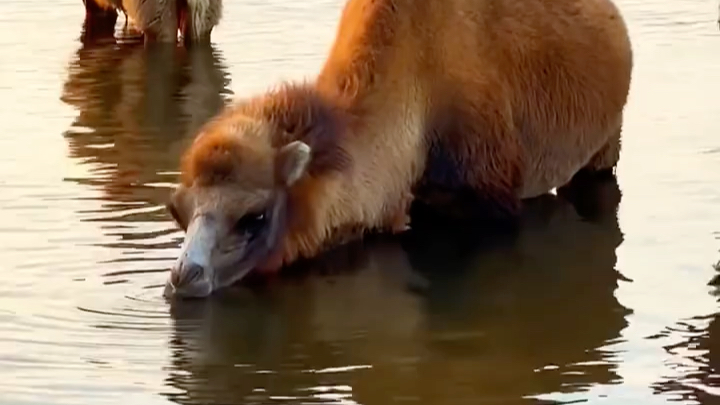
[0,0,718,404]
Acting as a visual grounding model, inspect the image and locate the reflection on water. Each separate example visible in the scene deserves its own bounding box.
[61,40,231,207]
[650,265,720,403]
[0,0,719,404]
[60,39,232,261]
[163,177,628,405]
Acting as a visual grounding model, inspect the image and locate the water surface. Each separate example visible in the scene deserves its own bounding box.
[0,1,719,404]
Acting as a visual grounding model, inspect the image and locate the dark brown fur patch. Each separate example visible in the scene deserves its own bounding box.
[179,83,353,188]
[416,92,525,221]
[257,83,354,178]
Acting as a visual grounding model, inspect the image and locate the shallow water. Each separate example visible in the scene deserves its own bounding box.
[0,0,719,404]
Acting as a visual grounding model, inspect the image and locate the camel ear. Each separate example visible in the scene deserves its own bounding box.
[166,186,192,231]
[274,141,312,187]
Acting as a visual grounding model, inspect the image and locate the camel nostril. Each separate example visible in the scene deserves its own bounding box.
[184,263,204,284]
[170,262,205,288]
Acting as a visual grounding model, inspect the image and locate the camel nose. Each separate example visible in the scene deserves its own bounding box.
[170,262,206,288]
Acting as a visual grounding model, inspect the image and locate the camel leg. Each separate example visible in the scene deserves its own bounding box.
[584,130,622,175]
[561,123,623,194]
[556,124,623,217]
[81,0,118,44]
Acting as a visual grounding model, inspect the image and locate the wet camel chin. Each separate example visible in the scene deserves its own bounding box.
[163,214,279,299]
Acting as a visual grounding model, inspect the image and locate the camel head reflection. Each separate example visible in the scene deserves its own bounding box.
[163,175,629,405]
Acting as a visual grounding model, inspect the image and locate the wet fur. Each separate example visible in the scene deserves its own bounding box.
[178,0,633,268]
[83,0,222,43]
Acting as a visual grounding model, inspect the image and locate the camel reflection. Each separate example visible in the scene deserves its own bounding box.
[59,41,230,244]
[164,175,629,405]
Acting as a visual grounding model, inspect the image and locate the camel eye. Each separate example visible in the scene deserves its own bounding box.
[234,212,267,239]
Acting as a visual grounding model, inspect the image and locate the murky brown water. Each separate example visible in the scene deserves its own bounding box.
[0,0,719,404]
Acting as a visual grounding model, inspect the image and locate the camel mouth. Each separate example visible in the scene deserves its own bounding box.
[164,233,274,299]
[163,278,213,299]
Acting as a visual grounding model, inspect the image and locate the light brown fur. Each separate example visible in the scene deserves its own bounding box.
[173,0,633,272]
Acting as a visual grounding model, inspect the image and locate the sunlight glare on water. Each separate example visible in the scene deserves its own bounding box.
[0,0,719,404]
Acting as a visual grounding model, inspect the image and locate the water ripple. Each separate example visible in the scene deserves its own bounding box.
[0,0,719,404]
